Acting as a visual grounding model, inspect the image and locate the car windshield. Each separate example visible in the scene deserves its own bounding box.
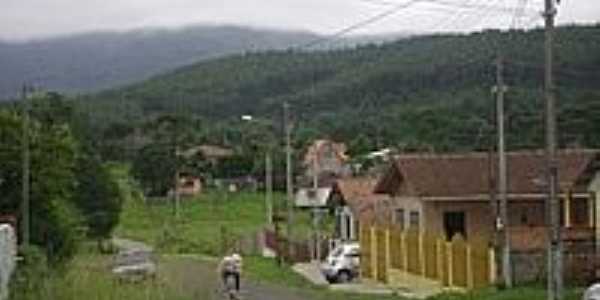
[330,247,345,258]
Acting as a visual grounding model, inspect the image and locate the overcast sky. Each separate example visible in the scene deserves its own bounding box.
[2,0,599,41]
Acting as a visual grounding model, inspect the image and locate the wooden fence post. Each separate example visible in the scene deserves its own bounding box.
[489,247,497,284]
[385,228,391,283]
[447,241,454,287]
[402,231,408,272]
[371,226,378,280]
[436,238,444,282]
[419,232,426,277]
[466,244,474,289]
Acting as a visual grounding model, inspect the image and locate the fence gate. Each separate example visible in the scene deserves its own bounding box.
[451,235,468,288]
[375,227,388,282]
[470,238,491,289]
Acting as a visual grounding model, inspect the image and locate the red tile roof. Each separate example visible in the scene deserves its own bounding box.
[335,177,388,215]
[303,139,349,166]
[382,149,599,198]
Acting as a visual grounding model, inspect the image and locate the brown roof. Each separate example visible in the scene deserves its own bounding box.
[335,177,387,215]
[182,145,234,159]
[377,149,599,198]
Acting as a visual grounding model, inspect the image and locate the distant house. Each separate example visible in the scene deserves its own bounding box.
[215,176,258,193]
[302,139,351,187]
[329,177,387,241]
[370,150,600,252]
[294,187,333,209]
[181,144,234,165]
[176,175,202,197]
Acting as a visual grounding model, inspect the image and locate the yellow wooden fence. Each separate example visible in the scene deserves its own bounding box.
[360,225,496,290]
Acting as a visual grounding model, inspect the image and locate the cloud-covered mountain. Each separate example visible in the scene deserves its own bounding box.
[0,25,330,99]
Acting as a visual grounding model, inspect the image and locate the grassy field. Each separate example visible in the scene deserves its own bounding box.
[116,191,268,255]
[115,190,333,255]
[12,254,212,300]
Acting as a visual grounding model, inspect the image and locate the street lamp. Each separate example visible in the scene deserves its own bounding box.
[241,115,273,226]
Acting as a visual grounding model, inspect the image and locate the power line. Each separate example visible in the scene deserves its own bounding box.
[360,0,538,15]
[298,0,424,49]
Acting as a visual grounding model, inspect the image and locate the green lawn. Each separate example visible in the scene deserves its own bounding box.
[115,190,331,255]
[116,191,269,255]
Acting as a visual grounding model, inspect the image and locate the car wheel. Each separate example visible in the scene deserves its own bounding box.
[337,270,351,283]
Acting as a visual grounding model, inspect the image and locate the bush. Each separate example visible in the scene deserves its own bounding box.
[10,245,50,298]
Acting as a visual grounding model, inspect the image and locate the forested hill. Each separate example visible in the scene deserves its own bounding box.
[84,24,600,153]
[0,25,325,99]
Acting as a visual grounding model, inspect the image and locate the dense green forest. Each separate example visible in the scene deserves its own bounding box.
[75,24,600,161]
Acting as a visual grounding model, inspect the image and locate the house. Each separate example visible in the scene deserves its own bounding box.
[176,175,202,197]
[181,144,234,165]
[302,139,351,187]
[294,187,332,209]
[215,176,258,192]
[371,149,600,252]
[329,177,387,241]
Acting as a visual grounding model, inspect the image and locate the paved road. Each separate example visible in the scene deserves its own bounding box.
[160,256,314,300]
[112,238,316,300]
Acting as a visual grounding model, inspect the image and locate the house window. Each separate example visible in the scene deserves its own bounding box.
[409,211,420,229]
[394,209,405,230]
[572,198,588,226]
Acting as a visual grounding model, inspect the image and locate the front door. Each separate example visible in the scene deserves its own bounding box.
[444,211,466,240]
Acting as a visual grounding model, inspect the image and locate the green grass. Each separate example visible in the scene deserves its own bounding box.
[429,286,583,300]
[245,256,315,288]
[12,254,204,300]
[116,191,271,255]
[116,188,334,255]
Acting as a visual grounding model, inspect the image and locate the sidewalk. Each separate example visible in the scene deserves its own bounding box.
[292,262,329,286]
[386,269,445,299]
[292,263,445,298]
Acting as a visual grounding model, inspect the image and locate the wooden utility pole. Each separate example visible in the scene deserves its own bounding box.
[544,0,561,299]
[173,101,181,219]
[494,56,512,288]
[311,155,322,262]
[284,102,294,260]
[265,151,273,225]
[21,84,31,247]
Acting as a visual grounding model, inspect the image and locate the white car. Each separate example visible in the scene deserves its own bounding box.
[584,283,600,300]
[112,249,157,282]
[320,242,360,283]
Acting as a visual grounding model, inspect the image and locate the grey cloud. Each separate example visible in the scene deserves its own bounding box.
[0,0,598,41]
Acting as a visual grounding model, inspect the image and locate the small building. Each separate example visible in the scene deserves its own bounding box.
[176,175,202,197]
[294,187,332,209]
[181,144,234,166]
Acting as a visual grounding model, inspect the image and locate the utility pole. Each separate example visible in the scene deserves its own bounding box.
[311,155,321,262]
[173,96,181,219]
[544,0,561,299]
[494,56,512,288]
[265,151,273,225]
[21,84,31,247]
[284,102,294,260]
